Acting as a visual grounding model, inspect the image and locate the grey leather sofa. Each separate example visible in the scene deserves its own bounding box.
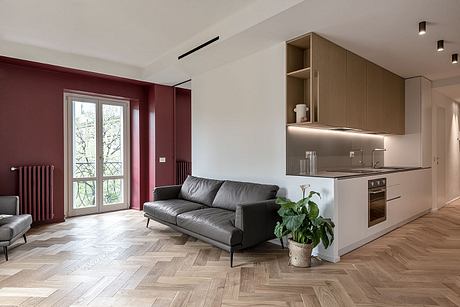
[0,196,32,261]
[143,176,281,267]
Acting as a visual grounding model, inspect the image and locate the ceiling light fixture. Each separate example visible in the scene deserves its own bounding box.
[437,40,444,51]
[418,21,427,35]
[453,53,458,64]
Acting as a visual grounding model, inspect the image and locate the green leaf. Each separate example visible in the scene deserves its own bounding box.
[321,225,330,248]
[296,197,309,207]
[284,214,306,232]
[277,206,293,217]
[308,191,321,199]
[276,197,295,207]
[324,221,334,235]
[311,227,321,248]
[308,201,320,219]
[274,222,284,238]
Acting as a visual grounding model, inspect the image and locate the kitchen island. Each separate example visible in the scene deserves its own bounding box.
[287,167,432,262]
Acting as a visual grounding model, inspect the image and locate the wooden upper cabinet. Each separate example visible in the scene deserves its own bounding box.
[286,32,405,134]
[346,51,367,129]
[382,70,405,134]
[311,34,347,127]
[366,62,384,132]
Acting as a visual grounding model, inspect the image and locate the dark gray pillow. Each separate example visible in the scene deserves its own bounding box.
[212,180,279,211]
[179,176,224,206]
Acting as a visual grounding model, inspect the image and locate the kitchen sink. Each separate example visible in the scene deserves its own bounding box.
[328,168,382,174]
[328,167,408,174]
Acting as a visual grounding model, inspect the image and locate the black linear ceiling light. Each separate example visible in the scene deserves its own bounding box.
[453,53,458,64]
[178,36,220,60]
[419,21,427,35]
[437,40,444,51]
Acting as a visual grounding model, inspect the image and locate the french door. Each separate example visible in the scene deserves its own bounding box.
[65,94,130,216]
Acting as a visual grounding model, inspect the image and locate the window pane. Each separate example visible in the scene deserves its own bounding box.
[73,181,96,208]
[103,179,123,205]
[102,104,123,176]
[73,101,96,178]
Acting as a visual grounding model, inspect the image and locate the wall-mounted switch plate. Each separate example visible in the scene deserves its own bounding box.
[349,151,355,158]
[159,157,166,163]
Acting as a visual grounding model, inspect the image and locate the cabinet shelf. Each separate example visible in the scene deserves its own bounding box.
[287,67,311,79]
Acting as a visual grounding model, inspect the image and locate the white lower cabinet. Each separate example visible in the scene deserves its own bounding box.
[337,168,432,256]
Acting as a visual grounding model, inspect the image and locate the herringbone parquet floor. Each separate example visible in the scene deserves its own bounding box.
[1,203,460,307]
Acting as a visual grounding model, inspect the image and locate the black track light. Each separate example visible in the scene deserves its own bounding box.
[453,53,458,64]
[418,21,427,35]
[437,40,444,52]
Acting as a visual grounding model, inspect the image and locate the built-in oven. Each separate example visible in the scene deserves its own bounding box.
[368,178,387,227]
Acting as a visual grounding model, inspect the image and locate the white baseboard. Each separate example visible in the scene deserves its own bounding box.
[446,195,460,205]
[314,251,340,263]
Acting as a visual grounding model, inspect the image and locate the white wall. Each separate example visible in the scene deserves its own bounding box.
[432,90,460,205]
[192,43,334,199]
[192,43,285,187]
[192,43,339,260]
[384,77,432,168]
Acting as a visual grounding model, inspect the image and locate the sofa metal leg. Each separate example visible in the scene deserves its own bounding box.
[23,234,27,243]
[146,218,150,228]
[230,251,234,268]
[3,246,8,261]
[280,237,284,249]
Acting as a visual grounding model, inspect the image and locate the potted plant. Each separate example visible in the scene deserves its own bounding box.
[274,185,335,267]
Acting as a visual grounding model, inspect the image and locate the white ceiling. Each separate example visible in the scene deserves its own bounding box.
[0,0,256,67]
[433,76,460,103]
[1,0,460,87]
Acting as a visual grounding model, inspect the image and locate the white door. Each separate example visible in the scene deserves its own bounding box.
[66,94,130,216]
[436,106,446,209]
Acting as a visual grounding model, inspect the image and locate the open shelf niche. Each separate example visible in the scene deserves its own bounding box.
[286,33,312,125]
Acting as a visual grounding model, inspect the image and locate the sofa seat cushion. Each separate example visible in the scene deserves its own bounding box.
[179,176,224,206]
[144,200,206,225]
[212,180,279,211]
[0,214,32,242]
[177,208,242,246]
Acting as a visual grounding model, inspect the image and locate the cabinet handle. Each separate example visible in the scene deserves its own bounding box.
[369,189,386,194]
[315,70,320,122]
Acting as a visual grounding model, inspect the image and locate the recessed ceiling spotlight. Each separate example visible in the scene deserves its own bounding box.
[437,40,444,51]
[418,21,427,35]
[453,53,458,64]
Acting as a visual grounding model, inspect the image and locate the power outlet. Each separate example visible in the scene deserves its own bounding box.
[159,157,166,163]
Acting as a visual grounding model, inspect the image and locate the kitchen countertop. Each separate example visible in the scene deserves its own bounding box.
[287,166,429,179]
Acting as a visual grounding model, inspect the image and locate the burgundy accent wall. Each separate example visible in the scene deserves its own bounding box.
[175,88,192,163]
[0,58,180,220]
[146,85,176,201]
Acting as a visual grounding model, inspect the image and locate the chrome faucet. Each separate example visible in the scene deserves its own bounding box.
[372,148,387,168]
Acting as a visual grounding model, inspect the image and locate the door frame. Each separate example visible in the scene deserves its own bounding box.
[64,92,131,217]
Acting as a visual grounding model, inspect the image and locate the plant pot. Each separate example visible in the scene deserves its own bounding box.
[288,239,313,267]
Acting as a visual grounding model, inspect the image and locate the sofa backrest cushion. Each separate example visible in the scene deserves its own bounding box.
[212,180,279,211]
[179,176,224,206]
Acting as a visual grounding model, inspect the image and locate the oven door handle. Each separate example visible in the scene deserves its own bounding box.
[369,189,386,194]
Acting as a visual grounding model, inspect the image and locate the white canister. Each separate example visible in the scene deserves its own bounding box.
[294,104,308,123]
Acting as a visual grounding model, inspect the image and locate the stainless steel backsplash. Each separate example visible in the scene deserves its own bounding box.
[286,127,385,175]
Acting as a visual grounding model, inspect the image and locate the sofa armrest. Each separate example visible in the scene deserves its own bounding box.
[0,196,19,215]
[153,185,182,201]
[235,199,280,248]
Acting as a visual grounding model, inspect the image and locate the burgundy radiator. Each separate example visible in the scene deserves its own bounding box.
[16,165,54,222]
[176,161,191,184]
